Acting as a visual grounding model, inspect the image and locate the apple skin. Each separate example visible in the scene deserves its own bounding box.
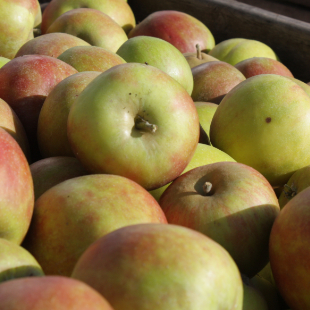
[242,277,268,310]
[128,10,215,54]
[191,61,246,103]
[0,55,78,162]
[0,0,41,59]
[58,46,126,73]
[195,102,218,135]
[0,57,10,68]
[46,8,128,53]
[0,128,34,245]
[209,38,278,66]
[235,57,294,79]
[116,36,194,95]
[15,32,91,58]
[22,174,167,276]
[37,71,101,158]
[210,74,310,187]
[72,223,243,310]
[0,238,44,283]
[30,156,89,200]
[67,63,200,190]
[269,186,310,310]
[159,161,280,277]
[0,276,114,310]
[41,0,136,34]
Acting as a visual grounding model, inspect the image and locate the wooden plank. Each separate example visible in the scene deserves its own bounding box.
[128,0,310,82]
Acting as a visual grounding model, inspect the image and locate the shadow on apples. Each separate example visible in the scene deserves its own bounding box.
[0,265,44,283]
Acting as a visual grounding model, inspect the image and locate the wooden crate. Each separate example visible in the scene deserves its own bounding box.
[128,0,310,82]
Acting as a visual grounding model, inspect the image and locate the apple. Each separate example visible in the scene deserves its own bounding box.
[0,128,34,245]
[71,223,243,310]
[0,55,78,162]
[22,174,167,276]
[15,32,91,58]
[242,276,268,310]
[0,238,44,283]
[58,46,126,73]
[191,61,246,103]
[0,0,41,59]
[46,8,128,53]
[195,102,218,135]
[0,57,10,68]
[67,63,200,190]
[235,57,294,78]
[128,10,215,54]
[41,0,136,34]
[159,161,280,277]
[209,38,278,66]
[210,74,310,187]
[0,276,114,310]
[37,71,100,158]
[269,186,310,309]
[183,44,219,68]
[30,156,89,200]
[116,36,194,95]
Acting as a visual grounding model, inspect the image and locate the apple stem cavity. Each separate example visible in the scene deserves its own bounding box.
[196,44,202,60]
[203,181,212,195]
[135,115,158,133]
[283,183,297,199]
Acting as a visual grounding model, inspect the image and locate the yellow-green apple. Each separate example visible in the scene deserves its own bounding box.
[242,276,268,310]
[257,262,276,286]
[159,161,280,277]
[58,46,126,73]
[67,63,200,190]
[191,61,246,103]
[235,57,293,78]
[71,223,243,310]
[269,186,310,309]
[30,156,89,200]
[15,32,90,58]
[183,44,219,68]
[0,57,9,68]
[195,102,218,135]
[116,36,193,95]
[46,8,128,53]
[22,174,167,276]
[209,38,278,66]
[0,276,114,310]
[128,10,215,54]
[150,143,235,201]
[0,238,44,283]
[0,0,41,59]
[0,128,34,245]
[37,71,100,158]
[41,0,136,34]
[210,74,310,187]
[0,55,78,162]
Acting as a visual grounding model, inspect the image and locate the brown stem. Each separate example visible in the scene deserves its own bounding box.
[196,44,202,60]
[135,115,157,133]
[203,181,212,195]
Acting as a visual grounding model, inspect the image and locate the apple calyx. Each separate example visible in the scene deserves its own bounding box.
[196,44,202,60]
[203,181,212,195]
[135,115,158,133]
[283,183,297,199]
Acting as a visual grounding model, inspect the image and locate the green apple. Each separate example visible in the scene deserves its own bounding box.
[72,223,243,310]
[117,36,194,95]
[67,63,199,190]
[242,276,268,310]
[0,57,10,69]
[195,102,218,135]
[210,74,310,187]
[183,44,219,68]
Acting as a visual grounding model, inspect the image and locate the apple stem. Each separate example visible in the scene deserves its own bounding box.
[203,181,212,195]
[283,183,297,199]
[135,115,158,133]
[196,44,202,60]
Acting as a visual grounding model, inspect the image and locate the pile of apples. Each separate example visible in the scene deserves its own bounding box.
[1,0,310,309]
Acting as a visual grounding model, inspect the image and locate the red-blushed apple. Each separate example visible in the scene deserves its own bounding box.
[195,102,218,135]
[41,0,136,34]
[57,46,126,73]
[0,128,34,245]
[235,57,294,78]
[0,276,114,310]
[128,10,215,53]
[269,186,310,310]
[22,174,167,276]
[0,55,78,162]
[67,63,200,190]
[37,71,101,158]
[116,36,194,95]
[183,44,219,68]
[30,156,89,200]
[191,61,246,103]
[210,74,310,187]
[15,32,90,58]
[71,223,243,310]
[46,8,128,53]
[0,238,44,282]
[159,161,280,277]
